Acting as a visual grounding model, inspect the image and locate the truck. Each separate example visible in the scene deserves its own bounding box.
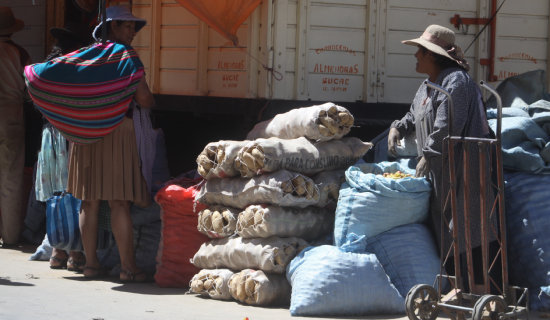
[3,0,549,175]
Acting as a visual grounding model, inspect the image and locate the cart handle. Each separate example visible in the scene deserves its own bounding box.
[424,80,455,137]
[479,81,502,141]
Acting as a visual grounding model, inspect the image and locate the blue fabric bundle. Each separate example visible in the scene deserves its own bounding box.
[334,161,431,247]
[286,244,404,316]
[366,223,444,297]
[505,172,550,311]
[46,193,82,252]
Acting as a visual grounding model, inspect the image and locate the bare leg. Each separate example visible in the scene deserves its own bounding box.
[79,200,100,277]
[108,200,143,281]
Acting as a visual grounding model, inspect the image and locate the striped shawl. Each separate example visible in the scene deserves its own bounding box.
[24,41,144,144]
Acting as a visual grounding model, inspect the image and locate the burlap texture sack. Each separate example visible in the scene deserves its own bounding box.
[236,205,330,240]
[246,102,354,142]
[189,268,234,300]
[196,140,250,179]
[228,269,291,306]
[191,236,308,274]
[196,170,320,209]
[235,137,373,178]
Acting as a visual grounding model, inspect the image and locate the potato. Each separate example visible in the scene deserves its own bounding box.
[203,278,214,290]
[211,211,224,233]
[245,277,256,296]
[253,209,264,225]
[318,124,331,136]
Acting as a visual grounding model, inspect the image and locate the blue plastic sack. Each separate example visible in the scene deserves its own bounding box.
[45,193,82,252]
[505,172,550,311]
[366,223,444,297]
[334,161,431,247]
[286,245,404,316]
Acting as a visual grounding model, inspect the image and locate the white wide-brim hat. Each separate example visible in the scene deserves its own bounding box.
[0,6,24,35]
[402,24,469,71]
[92,5,146,41]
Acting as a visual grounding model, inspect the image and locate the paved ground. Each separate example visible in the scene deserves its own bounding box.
[0,244,542,320]
[0,244,410,320]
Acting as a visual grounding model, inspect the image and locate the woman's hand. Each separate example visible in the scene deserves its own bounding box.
[387,127,402,157]
[415,156,429,178]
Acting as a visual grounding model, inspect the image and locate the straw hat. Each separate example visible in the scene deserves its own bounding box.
[402,24,469,71]
[92,5,146,41]
[0,6,24,36]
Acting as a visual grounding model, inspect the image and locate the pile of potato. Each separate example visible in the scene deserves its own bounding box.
[381,171,413,179]
[228,269,291,306]
[316,105,354,137]
[197,206,239,238]
[189,269,234,300]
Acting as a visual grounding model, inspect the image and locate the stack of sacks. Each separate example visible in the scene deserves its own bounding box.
[190,103,373,306]
[287,161,439,317]
[336,162,443,297]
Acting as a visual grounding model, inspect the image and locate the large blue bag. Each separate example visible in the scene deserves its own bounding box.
[366,223,444,297]
[505,172,550,311]
[286,244,404,316]
[334,161,431,247]
[46,193,82,252]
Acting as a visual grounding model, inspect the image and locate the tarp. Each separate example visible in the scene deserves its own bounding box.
[175,0,261,45]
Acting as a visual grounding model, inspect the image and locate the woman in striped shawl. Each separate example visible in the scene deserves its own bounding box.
[67,6,155,282]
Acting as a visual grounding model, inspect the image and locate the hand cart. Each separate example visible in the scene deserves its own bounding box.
[404,80,529,320]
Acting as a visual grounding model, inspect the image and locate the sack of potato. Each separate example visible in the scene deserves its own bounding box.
[246,103,354,142]
[196,140,250,179]
[234,137,373,178]
[195,170,320,209]
[191,236,309,274]
[197,206,239,238]
[189,269,234,300]
[236,205,331,240]
[228,269,291,306]
[312,170,346,208]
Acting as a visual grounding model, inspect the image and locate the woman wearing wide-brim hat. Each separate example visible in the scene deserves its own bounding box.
[0,6,31,247]
[387,25,497,291]
[64,5,155,282]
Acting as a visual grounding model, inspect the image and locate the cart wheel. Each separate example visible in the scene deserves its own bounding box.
[472,294,506,320]
[405,284,439,320]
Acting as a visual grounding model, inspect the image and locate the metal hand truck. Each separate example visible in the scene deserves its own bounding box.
[404,80,529,320]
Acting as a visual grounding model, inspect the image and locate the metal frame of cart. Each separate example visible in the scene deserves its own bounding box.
[405,80,529,320]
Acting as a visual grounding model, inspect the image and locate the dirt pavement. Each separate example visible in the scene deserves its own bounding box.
[1,244,543,320]
[0,244,410,320]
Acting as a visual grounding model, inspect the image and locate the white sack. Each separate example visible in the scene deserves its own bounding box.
[191,236,309,274]
[236,205,331,240]
[189,268,234,300]
[196,170,320,209]
[229,269,291,306]
[246,102,354,142]
[235,137,373,178]
[197,206,239,238]
[196,140,250,179]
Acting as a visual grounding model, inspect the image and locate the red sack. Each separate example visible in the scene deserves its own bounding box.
[154,176,209,287]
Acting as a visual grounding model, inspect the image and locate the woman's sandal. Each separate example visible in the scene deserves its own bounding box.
[120,269,147,283]
[67,257,86,272]
[83,266,107,279]
[49,255,68,269]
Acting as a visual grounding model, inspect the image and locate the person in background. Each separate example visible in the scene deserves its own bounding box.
[387,25,495,291]
[0,6,31,248]
[67,5,155,281]
[44,21,92,271]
